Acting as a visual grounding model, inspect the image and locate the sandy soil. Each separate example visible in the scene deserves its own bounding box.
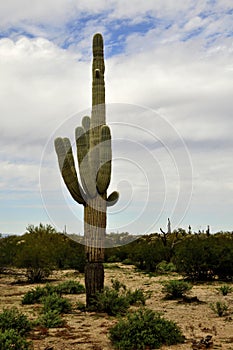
[0,264,233,350]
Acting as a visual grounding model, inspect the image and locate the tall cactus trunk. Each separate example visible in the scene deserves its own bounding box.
[54,33,119,308]
[84,196,106,306]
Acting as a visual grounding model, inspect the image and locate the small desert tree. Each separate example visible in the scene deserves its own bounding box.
[15,224,56,282]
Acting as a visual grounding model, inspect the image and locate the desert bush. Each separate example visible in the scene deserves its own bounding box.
[122,258,133,265]
[174,235,233,281]
[162,280,192,299]
[22,281,85,305]
[94,288,130,316]
[0,329,32,350]
[109,308,184,350]
[126,288,147,306]
[22,284,58,305]
[22,286,48,305]
[0,236,20,271]
[218,285,232,296]
[14,224,86,281]
[0,308,31,336]
[210,301,229,317]
[26,267,51,283]
[156,261,176,274]
[14,225,56,282]
[111,279,126,292]
[130,239,169,272]
[55,280,85,295]
[42,293,72,314]
[36,310,65,328]
[91,279,147,316]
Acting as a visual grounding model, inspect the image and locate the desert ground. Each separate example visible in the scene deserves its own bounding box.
[0,263,233,350]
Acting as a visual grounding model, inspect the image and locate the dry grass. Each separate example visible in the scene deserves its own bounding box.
[0,264,233,350]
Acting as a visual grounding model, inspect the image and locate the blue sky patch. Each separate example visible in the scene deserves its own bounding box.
[181,27,204,42]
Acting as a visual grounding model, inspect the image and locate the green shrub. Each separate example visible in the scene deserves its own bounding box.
[0,329,32,350]
[218,285,232,296]
[36,310,65,328]
[122,258,133,265]
[174,235,233,281]
[93,279,147,316]
[162,280,192,299]
[131,240,169,272]
[42,293,72,314]
[94,288,130,316]
[55,280,85,295]
[22,281,85,305]
[156,261,176,274]
[109,308,184,350]
[22,286,48,305]
[210,301,229,317]
[111,279,126,292]
[25,267,51,283]
[126,288,146,306]
[0,308,31,336]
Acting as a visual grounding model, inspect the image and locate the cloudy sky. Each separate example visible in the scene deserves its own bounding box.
[0,0,232,235]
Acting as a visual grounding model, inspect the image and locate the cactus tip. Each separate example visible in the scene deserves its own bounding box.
[93,33,104,55]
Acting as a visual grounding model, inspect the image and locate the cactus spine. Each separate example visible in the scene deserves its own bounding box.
[54,33,119,306]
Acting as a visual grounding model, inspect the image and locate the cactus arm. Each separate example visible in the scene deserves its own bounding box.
[75,126,96,198]
[82,116,91,150]
[82,115,91,131]
[54,137,85,205]
[107,191,119,207]
[96,125,112,194]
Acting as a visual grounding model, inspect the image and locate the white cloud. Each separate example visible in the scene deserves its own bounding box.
[0,1,232,233]
[0,0,73,26]
[0,37,90,141]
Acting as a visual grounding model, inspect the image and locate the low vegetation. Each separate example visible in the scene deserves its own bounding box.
[109,308,185,350]
[22,280,85,305]
[0,308,32,350]
[0,224,233,348]
[1,225,233,282]
[0,329,32,350]
[35,310,65,328]
[218,285,232,296]
[162,280,192,299]
[0,307,31,336]
[42,293,72,314]
[82,279,147,316]
[210,301,229,317]
[0,224,85,282]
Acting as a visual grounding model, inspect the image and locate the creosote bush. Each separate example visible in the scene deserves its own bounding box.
[22,286,48,305]
[218,285,232,296]
[42,293,72,314]
[210,301,229,317]
[0,329,32,350]
[22,280,85,305]
[36,310,65,328]
[0,308,32,350]
[0,308,31,336]
[109,308,184,350]
[55,280,85,295]
[156,261,176,274]
[90,279,147,316]
[162,280,192,299]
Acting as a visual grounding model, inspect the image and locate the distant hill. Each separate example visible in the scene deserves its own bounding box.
[0,233,10,238]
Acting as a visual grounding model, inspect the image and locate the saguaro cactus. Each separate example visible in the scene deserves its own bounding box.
[54,33,119,306]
